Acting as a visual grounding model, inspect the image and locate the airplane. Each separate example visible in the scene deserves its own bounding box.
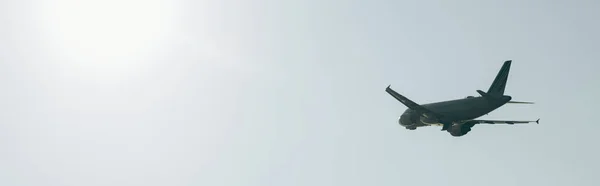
[385,60,539,137]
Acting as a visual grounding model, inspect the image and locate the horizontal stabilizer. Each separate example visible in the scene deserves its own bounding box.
[476,90,488,97]
[507,101,534,104]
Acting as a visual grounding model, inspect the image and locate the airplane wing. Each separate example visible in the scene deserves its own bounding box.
[385,85,444,121]
[470,118,540,125]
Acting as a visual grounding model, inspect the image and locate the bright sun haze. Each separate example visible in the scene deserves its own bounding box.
[38,0,176,83]
[1,0,600,186]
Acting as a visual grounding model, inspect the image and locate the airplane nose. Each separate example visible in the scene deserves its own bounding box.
[399,114,412,126]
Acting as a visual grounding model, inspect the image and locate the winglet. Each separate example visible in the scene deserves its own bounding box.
[536,118,540,124]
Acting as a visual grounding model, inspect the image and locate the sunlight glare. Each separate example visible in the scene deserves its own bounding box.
[39,0,177,82]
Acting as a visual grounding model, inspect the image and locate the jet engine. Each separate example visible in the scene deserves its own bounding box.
[447,121,478,137]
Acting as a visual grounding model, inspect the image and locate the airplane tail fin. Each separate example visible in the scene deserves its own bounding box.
[486,60,512,96]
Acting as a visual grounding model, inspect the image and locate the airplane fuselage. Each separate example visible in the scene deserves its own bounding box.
[387,60,538,136]
[399,95,511,128]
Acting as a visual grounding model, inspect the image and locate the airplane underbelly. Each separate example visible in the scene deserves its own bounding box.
[434,106,489,120]
[419,116,438,124]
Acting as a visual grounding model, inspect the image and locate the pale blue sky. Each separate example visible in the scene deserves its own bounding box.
[1,0,599,185]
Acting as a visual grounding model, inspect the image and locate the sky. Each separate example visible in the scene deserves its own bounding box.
[1,0,599,185]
